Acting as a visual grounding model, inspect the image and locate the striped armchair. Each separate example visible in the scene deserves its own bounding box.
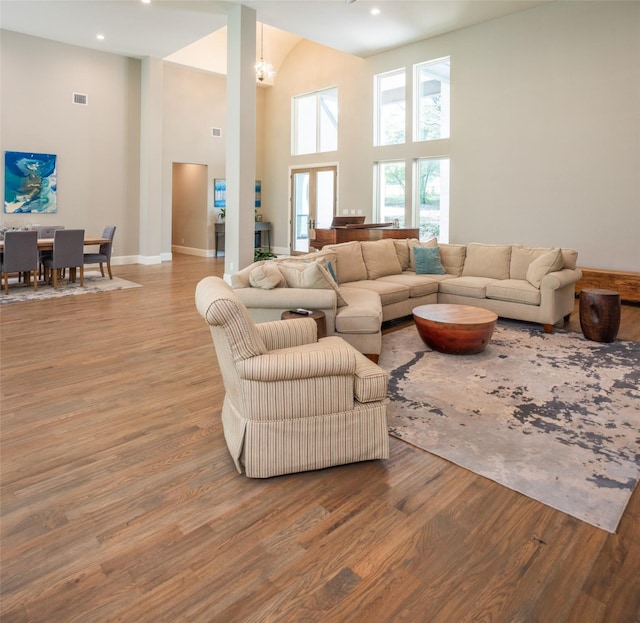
[195,277,389,478]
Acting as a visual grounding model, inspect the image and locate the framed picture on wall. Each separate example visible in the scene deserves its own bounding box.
[214,178,226,208]
[214,179,261,209]
[4,151,58,213]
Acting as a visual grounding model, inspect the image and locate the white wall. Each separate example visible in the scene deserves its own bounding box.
[0,30,141,258]
[263,1,640,272]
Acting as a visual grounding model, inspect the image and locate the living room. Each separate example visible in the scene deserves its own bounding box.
[1,1,639,621]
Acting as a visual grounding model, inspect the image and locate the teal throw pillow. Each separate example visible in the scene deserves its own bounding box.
[413,246,446,275]
[326,260,339,284]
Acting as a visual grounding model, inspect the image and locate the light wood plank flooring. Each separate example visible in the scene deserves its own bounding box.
[1,254,639,623]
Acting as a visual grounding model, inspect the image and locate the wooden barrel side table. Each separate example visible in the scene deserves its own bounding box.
[280,310,327,339]
[579,288,621,343]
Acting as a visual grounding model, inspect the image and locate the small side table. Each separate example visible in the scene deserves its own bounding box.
[281,310,327,339]
[579,288,621,343]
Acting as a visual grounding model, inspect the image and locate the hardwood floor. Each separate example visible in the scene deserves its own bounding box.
[1,254,639,623]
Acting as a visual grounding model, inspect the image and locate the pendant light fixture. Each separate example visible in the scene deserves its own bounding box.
[255,22,275,83]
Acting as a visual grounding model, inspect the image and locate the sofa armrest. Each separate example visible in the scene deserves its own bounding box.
[235,286,336,311]
[255,318,317,350]
[540,268,583,291]
[236,345,356,382]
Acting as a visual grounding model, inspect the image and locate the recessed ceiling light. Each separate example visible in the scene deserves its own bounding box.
[96,34,105,40]
[371,8,381,16]
[141,0,151,4]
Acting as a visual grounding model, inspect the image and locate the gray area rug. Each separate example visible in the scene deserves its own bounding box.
[379,321,640,533]
[0,271,141,304]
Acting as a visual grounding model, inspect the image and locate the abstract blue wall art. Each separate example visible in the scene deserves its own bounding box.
[4,151,57,214]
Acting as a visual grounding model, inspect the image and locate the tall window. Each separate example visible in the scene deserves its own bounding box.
[414,58,450,141]
[375,69,405,146]
[415,158,450,242]
[375,161,406,225]
[292,87,338,155]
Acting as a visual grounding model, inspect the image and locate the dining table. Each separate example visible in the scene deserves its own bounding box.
[0,236,110,252]
[0,235,110,287]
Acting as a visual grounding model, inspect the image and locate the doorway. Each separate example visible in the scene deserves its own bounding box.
[290,166,337,254]
[171,163,208,254]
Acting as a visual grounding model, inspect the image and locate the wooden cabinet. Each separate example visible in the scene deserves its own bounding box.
[310,225,419,250]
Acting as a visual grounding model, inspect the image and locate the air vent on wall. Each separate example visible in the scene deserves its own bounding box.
[211,127,222,138]
[73,92,88,105]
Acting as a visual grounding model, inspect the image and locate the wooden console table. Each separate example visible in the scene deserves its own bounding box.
[214,221,271,256]
[310,224,419,250]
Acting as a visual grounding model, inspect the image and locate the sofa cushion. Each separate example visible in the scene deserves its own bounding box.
[462,243,512,280]
[526,248,564,288]
[393,239,411,271]
[486,279,542,306]
[249,262,286,289]
[438,244,466,276]
[277,260,348,306]
[408,238,438,270]
[335,288,383,334]
[510,245,552,280]
[361,239,402,279]
[342,280,409,307]
[413,246,446,275]
[438,276,497,299]
[377,273,440,297]
[325,241,368,284]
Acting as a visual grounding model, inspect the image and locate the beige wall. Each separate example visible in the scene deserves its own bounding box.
[263,1,640,272]
[2,0,638,271]
[0,30,141,259]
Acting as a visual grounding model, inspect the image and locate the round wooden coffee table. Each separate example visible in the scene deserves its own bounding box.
[412,304,498,355]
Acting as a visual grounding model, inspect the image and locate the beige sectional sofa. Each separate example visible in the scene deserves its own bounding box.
[231,239,582,357]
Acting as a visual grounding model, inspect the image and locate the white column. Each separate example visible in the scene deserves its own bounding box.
[225,4,257,278]
[139,56,164,264]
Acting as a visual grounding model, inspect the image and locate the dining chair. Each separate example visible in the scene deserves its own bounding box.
[43,229,85,289]
[83,225,116,279]
[36,225,65,278]
[1,230,39,295]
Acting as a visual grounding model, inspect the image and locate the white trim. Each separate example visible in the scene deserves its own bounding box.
[171,244,214,258]
[138,255,163,265]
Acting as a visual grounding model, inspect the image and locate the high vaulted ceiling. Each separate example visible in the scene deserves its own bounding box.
[1,0,551,75]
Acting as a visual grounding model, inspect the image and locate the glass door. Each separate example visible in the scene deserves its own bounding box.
[291,166,337,254]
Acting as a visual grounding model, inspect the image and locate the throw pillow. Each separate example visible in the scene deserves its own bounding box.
[393,239,411,270]
[407,238,438,270]
[326,260,339,284]
[526,248,564,288]
[413,246,446,275]
[277,260,348,307]
[249,262,285,289]
[361,239,402,279]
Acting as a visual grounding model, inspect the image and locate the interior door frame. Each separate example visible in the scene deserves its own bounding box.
[289,163,338,255]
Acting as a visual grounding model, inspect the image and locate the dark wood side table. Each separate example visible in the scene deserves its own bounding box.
[281,310,327,339]
[579,288,621,342]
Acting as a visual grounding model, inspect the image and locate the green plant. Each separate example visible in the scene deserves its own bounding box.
[218,207,226,221]
[254,248,277,262]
